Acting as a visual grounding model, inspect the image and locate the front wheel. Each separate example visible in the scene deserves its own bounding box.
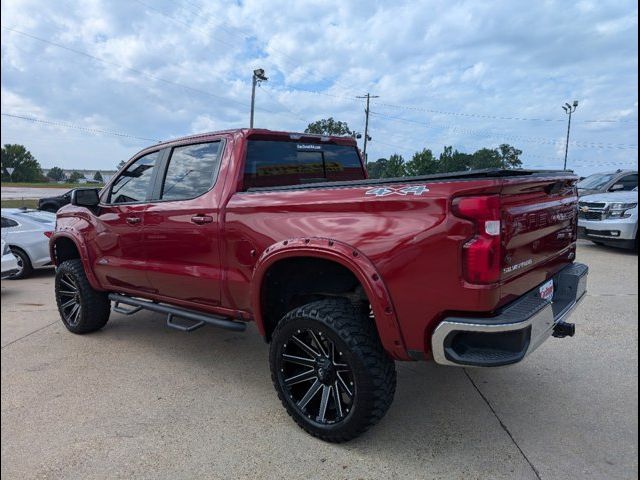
[55,259,111,333]
[269,298,396,442]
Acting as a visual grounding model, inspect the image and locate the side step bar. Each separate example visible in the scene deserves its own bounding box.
[108,293,247,333]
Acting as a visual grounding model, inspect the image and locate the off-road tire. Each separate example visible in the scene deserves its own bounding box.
[8,247,33,279]
[55,259,110,334]
[269,298,396,442]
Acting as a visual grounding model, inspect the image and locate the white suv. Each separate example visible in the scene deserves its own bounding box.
[578,187,638,250]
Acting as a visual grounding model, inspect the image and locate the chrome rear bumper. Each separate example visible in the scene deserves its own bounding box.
[431,263,588,367]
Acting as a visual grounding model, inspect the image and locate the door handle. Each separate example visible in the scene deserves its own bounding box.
[125,217,141,225]
[191,215,213,225]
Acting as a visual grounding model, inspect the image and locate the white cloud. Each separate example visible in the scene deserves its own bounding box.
[0,0,637,175]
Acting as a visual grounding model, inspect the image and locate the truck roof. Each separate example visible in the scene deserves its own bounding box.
[153,128,358,151]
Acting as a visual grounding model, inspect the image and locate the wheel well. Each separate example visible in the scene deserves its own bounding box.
[9,245,30,261]
[53,237,81,264]
[261,257,369,341]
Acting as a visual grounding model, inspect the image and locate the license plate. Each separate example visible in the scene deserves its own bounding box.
[539,279,554,301]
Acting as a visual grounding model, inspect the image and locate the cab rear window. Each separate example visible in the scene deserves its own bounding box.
[243,141,364,190]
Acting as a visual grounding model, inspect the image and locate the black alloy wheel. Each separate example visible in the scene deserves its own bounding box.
[276,326,355,425]
[269,298,396,442]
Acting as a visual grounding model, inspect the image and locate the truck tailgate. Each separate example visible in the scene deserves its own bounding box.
[499,176,578,301]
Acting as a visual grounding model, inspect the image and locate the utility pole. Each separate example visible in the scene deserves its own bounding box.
[562,100,578,170]
[356,93,379,165]
[250,68,268,128]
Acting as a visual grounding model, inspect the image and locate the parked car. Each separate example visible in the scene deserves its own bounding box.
[38,190,72,212]
[1,239,19,279]
[50,128,588,442]
[1,208,55,279]
[577,169,637,197]
[578,187,638,250]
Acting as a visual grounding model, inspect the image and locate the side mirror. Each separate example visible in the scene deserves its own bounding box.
[71,188,100,207]
[610,183,624,192]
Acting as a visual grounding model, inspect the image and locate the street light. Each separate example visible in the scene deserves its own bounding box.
[250,68,268,128]
[562,100,578,170]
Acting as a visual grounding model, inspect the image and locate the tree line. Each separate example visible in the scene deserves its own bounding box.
[1,144,104,183]
[367,144,523,179]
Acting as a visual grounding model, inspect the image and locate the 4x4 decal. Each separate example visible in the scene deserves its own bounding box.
[365,185,429,197]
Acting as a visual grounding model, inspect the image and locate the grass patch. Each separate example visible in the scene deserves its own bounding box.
[1,199,39,209]
[1,182,103,189]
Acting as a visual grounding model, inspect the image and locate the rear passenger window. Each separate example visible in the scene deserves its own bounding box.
[160,142,222,201]
[1,217,18,228]
[243,141,364,190]
[109,151,159,204]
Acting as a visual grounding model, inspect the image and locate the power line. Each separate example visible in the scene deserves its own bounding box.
[374,100,638,124]
[258,84,310,124]
[369,110,638,150]
[0,25,278,114]
[1,113,160,142]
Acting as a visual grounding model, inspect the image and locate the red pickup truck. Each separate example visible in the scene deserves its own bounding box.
[51,129,588,442]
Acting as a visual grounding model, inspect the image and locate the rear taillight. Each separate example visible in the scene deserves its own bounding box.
[452,195,502,284]
[44,231,53,238]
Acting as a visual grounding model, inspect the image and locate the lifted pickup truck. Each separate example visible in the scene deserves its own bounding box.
[51,129,588,442]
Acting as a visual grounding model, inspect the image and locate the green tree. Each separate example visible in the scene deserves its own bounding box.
[93,171,104,182]
[405,149,438,176]
[384,154,406,178]
[438,146,471,172]
[366,158,387,179]
[47,166,66,181]
[305,117,355,136]
[470,148,502,169]
[496,144,523,169]
[1,144,44,182]
[68,171,84,183]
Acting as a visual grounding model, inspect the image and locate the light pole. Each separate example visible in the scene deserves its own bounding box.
[250,68,268,128]
[562,100,578,170]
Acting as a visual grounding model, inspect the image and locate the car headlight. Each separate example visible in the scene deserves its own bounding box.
[606,202,638,219]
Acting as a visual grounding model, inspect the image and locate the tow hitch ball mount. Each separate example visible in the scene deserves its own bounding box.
[553,321,576,338]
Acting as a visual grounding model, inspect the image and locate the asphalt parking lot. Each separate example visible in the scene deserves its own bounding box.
[1,241,637,479]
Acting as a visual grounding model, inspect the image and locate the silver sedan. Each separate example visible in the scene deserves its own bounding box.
[1,208,56,279]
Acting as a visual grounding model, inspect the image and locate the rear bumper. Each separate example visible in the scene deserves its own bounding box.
[431,263,588,367]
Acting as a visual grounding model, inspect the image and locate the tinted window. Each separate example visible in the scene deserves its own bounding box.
[160,142,222,201]
[109,151,159,203]
[243,141,364,190]
[1,217,18,228]
[577,173,615,190]
[616,174,638,191]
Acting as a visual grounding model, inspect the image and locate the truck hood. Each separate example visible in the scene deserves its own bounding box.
[579,191,638,203]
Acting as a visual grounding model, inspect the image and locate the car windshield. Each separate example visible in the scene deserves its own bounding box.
[577,173,616,190]
[13,210,56,224]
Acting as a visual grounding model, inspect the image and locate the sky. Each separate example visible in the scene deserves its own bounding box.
[0,0,638,176]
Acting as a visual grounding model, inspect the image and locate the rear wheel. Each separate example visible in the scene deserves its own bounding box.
[55,259,110,333]
[8,247,33,279]
[269,298,396,442]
